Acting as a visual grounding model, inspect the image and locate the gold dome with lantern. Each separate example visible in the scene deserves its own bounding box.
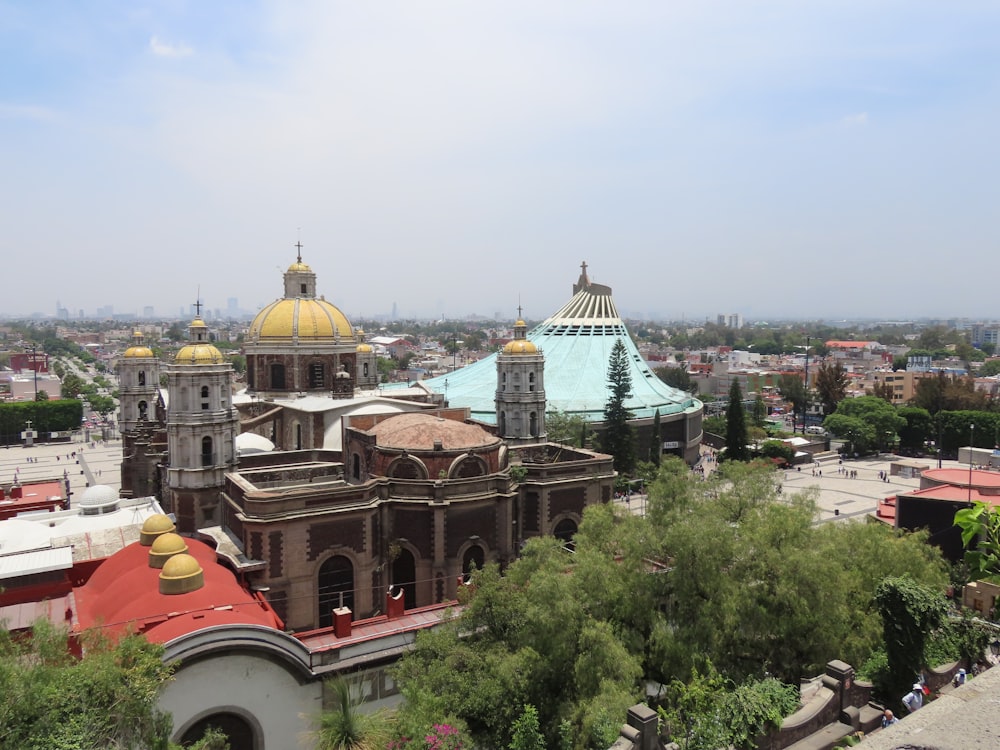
[248,298,354,342]
[241,245,378,394]
[175,316,225,365]
[123,330,155,359]
[502,319,538,355]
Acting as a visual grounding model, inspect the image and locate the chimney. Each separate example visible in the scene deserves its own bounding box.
[333,607,352,638]
[386,586,405,619]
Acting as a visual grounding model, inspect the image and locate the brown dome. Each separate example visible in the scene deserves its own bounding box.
[369,413,498,451]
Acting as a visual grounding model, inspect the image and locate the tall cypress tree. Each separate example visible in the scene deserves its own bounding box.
[726,380,749,461]
[604,339,636,474]
[651,408,662,465]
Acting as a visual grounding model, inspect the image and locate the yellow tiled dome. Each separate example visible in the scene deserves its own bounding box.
[148,532,190,569]
[248,298,354,342]
[503,340,539,354]
[158,553,205,594]
[139,513,176,545]
[124,345,155,358]
[356,343,373,353]
[175,343,225,365]
[287,260,313,273]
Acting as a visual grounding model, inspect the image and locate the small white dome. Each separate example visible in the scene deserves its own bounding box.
[236,432,275,455]
[79,484,119,514]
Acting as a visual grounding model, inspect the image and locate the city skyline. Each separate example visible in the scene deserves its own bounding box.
[3,2,998,320]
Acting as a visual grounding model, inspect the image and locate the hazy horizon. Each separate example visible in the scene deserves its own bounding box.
[3,2,998,320]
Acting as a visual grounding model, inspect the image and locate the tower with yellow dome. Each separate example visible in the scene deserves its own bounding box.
[164,313,239,532]
[495,314,547,444]
[116,330,166,498]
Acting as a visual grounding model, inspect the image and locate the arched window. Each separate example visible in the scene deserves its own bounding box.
[201,384,210,410]
[499,411,506,435]
[309,361,325,389]
[392,548,417,610]
[137,400,148,421]
[388,457,426,479]
[513,372,521,392]
[363,362,369,378]
[270,363,286,390]
[201,436,213,467]
[180,712,258,750]
[453,455,487,478]
[352,453,361,480]
[553,518,578,550]
[501,372,507,391]
[462,545,485,579]
[318,555,354,628]
[528,371,535,392]
[138,371,146,386]
[295,423,302,450]
[529,411,538,437]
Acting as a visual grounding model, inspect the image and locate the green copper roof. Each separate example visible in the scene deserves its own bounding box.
[393,264,702,425]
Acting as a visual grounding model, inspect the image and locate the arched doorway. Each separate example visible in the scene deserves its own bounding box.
[391,548,416,610]
[553,518,578,550]
[462,545,485,580]
[318,555,354,627]
[180,712,257,750]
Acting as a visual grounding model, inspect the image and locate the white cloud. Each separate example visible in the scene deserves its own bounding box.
[840,112,869,127]
[149,35,193,58]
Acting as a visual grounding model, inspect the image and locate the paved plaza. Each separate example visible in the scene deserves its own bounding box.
[0,436,123,508]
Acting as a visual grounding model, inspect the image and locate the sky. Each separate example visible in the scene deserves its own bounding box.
[2,1,998,323]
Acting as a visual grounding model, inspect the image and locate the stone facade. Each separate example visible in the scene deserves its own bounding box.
[220,409,615,632]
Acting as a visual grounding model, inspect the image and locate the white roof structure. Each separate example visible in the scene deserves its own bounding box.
[0,496,166,563]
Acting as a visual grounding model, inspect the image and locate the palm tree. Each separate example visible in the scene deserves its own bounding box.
[308,677,392,750]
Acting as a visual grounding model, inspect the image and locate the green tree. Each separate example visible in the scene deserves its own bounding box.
[310,677,392,750]
[656,366,696,393]
[650,409,662,465]
[546,409,589,447]
[0,623,174,750]
[872,577,948,706]
[60,371,86,400]
[827,396,906,452]
[869,379,895,403]
[508,705,546,750]
[725,380,749,461]
[751,394,767,428]
[955,501,1000,580]
[897,407,933,451]
[912,373,991,414]
[977,359,1000,377]
[603,339,636,474]
[778,375,807,432]
[815,362,848,416]
[34,389,49,401]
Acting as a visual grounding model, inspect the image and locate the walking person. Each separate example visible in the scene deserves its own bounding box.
[902,683,924,713]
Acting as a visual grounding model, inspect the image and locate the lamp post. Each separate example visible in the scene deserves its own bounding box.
[969,423,975,505]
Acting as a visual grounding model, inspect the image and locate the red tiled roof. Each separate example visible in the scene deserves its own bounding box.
[74,538,281,643]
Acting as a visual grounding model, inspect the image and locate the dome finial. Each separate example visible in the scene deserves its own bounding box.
[295,239,303,264]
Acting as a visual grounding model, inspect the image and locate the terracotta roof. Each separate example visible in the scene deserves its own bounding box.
[74,537,281,642]
[367,412,498,451]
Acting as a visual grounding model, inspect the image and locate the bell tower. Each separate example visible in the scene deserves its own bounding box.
[495,312,547,445]
[165,314,239,532]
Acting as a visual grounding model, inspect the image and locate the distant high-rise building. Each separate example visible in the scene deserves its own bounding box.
[227,297,239,316]
[718,313,743,329]
[391,301,398,320]
[143,306,155,319]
